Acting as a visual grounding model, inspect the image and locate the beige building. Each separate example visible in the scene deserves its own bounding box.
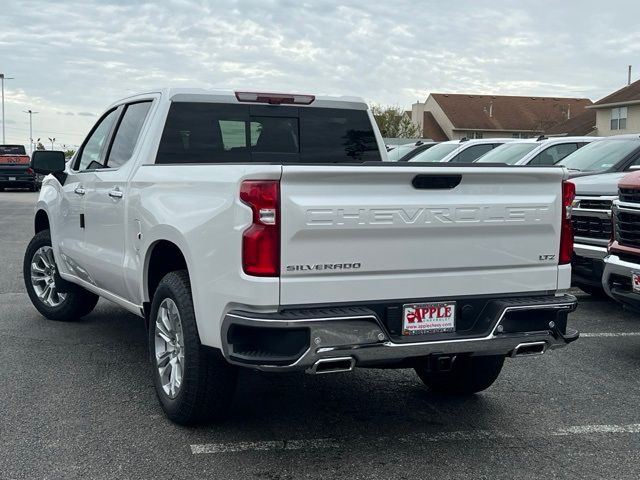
[588,78,640,136]
[411,93,593,141]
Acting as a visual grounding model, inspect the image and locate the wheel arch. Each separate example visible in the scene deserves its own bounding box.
[34,209,50,234]
[143,239,192,312]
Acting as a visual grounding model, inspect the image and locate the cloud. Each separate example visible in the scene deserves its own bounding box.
[0,0,638,146]
[77,112,95,116]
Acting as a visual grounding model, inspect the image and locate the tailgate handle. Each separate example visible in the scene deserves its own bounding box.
[412,175,461,190]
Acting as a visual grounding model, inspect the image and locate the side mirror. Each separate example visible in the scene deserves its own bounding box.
[31,150,66,174]
[628,165,640,171]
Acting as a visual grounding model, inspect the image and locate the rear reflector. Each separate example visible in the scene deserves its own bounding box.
[235,91,315,105]
[559,181,575,265]
[240,180,280,277]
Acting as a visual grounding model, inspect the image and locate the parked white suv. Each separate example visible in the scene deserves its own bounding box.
[475,136,598,166]
[24,88,578,425]
[408,138,513,163]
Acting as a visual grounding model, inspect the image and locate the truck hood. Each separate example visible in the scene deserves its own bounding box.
[571,171,627,196]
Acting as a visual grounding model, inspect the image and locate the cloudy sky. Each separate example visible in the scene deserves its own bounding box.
[1,0,639,149]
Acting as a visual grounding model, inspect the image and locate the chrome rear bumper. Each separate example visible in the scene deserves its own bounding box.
[221,294,578,373]
[603,254,640,308]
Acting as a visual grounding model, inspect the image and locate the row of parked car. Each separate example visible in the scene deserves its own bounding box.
[388,133,640,309]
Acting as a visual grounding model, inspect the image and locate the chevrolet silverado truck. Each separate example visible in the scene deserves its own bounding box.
[571,172,624,296]
[0,144,38,191]
[556,135,640,296]
[603,172,640,309]
[23,88,578,425]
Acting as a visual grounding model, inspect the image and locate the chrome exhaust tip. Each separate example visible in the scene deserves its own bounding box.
[310,357,356,374]
[512,341,546,357]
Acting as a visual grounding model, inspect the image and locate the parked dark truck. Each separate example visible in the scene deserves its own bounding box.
[0,145,38,191]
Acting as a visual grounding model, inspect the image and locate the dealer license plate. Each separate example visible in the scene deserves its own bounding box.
[633,273,640,293]
[403,302,456,335]
[9,176,16,181]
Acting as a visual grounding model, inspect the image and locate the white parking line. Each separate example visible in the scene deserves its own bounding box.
[190,423,640,454]
[581,332,640,338]
[190,438,340,454]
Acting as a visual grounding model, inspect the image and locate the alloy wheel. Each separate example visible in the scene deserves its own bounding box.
[154,298,185,398]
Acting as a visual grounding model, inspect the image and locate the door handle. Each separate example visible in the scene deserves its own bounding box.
[74,186,86,195]
[108,187,123,199]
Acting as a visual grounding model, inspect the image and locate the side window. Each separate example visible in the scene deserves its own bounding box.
[106,102,152,169]
[535,143,578,166]
[75,109,119,171]
[453,144,493,163]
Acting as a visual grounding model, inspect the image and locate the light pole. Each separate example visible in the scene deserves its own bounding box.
[23,109,39,154]
[0,73,15,144]
[48,137,55,149]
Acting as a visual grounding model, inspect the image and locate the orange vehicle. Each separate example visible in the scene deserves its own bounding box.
[0,144,38,191]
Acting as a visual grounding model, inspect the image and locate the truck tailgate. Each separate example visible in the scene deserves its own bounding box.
[279,165,567,305]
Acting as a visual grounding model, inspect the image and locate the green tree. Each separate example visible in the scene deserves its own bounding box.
[64,149,76,159]
[36,142,45,150]
[370,104,421,138]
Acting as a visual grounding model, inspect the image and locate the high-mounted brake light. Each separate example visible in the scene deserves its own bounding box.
[240,180,280,277]
[235,91,315,105]
[559,181,575,265]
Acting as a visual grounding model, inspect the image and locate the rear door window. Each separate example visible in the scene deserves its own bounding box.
[155,102,380,164]
[450,144,493,163]
[531,143,578,165]
[106,101,152,169]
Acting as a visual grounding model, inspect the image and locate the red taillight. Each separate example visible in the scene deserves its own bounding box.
[240,180,280,277]
[559,181,575,264]
[235,91,315,105]
[26,167,33,174]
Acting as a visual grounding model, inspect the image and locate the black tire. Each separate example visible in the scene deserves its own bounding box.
[415,354,505,395]
[23,229,99,321]
[149,270,237,425]
[578,285,609,298]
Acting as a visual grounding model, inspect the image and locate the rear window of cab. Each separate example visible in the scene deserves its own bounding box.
[155,102,381,164]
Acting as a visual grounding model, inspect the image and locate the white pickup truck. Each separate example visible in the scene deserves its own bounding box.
[24,88,578,425]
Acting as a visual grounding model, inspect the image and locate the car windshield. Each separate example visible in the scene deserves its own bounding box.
[474,143,538,164]
[557,139,640,172]
[409,143,459,162]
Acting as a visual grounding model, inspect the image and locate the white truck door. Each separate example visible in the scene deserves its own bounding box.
[82,101,153,301]
[56,108,121,284]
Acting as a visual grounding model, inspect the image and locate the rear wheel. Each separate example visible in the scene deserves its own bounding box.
[149,270,237,425]
[415,354,505,395]
[23,229,99,321]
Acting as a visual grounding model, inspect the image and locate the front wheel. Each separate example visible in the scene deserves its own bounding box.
[414,354,505,395]
[149,270,237,425]
[23,229,99,321]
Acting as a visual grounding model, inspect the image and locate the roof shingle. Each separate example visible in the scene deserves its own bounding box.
[592,78,640,106]
[545,109,596,136]
[431,93,592,132]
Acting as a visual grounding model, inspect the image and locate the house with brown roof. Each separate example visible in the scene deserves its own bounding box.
[411,93,593,141]
[587,78,640,136]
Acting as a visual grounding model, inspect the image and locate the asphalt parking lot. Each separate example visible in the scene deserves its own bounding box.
[3,191,640,479]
